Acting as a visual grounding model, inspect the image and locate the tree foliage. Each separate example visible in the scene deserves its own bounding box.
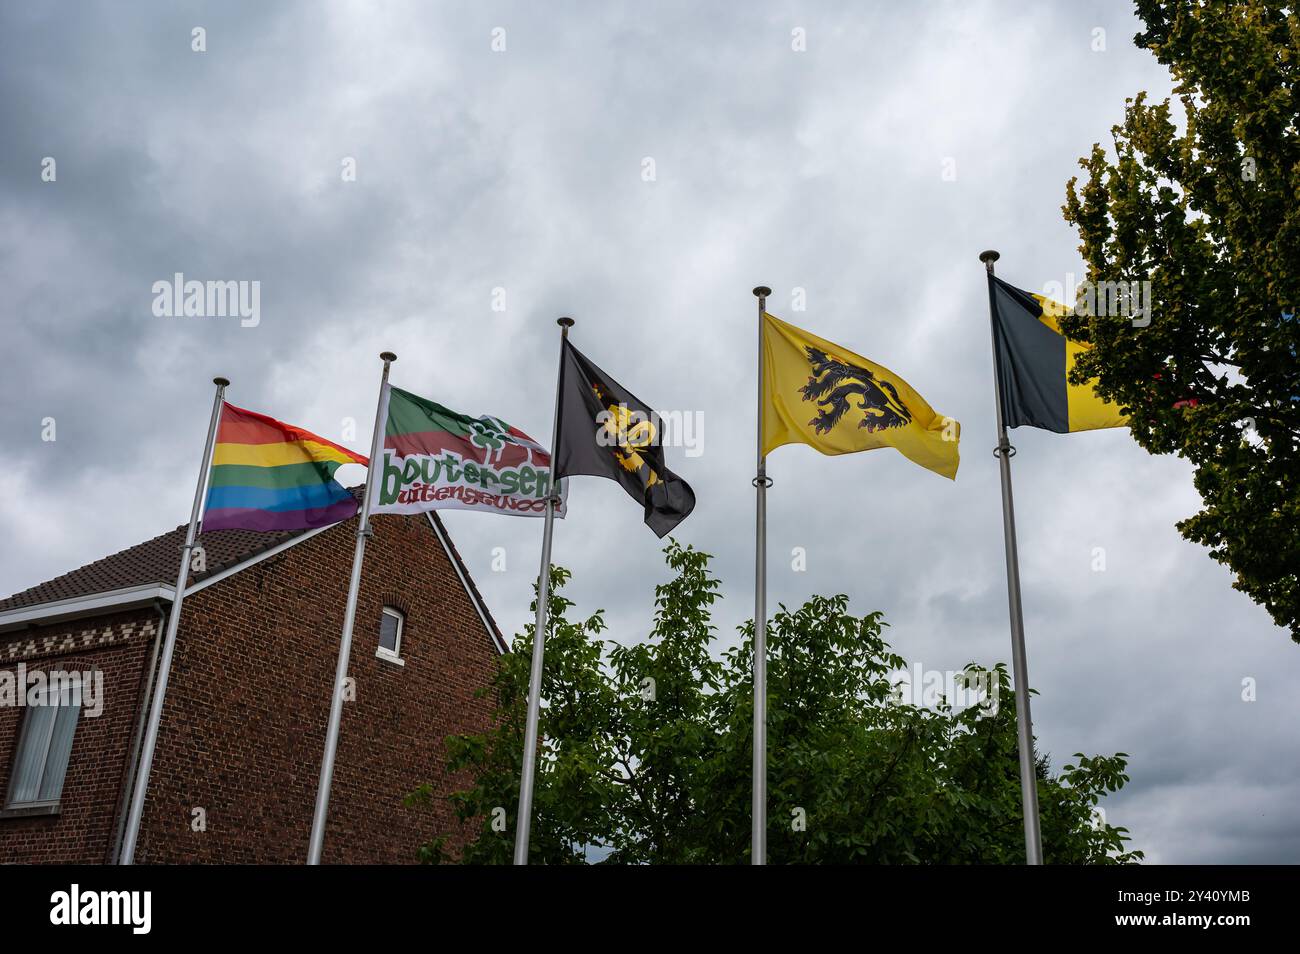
[411,543,1140,864]
[1062,0,1300,640]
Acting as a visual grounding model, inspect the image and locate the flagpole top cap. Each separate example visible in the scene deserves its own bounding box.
[380,351,397,362]
[557,317,575,328]
[753,286,772,298]
[213,376,230,388]
[978,250,1000,264]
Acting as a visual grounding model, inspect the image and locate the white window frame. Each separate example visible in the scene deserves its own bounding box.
[376,606,405,666]
[5,681,82,811]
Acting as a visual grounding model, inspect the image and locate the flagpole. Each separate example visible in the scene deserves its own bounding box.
[307,351,396,865]
[513,316,573,865]
[980,250,1044,865]
[752,285,771,866]
[120,375,228,865]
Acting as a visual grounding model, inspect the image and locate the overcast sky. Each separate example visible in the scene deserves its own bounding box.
[2,1,1296,864]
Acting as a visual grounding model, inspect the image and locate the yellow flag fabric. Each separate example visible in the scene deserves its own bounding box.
[761,312,960,479]
[1032,292,1129,433]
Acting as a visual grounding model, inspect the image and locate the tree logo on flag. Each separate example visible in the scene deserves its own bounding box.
[469,418,506,464]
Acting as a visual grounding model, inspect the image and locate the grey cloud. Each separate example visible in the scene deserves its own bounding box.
[2,0,1296,863]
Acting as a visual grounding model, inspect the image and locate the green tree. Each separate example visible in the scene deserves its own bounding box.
[411,543,1140,864]
[1062,0,1300,640]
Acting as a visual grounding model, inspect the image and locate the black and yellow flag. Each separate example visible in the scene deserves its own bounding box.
[988,275,1127,433]
[554,340,696,537]
[762,312,960,479]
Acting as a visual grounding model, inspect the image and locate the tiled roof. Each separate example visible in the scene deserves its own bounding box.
[0,489,506,651]
[0,487,366,613]
[0,522,310,612]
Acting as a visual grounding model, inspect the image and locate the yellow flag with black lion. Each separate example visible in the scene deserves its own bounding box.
[761,312,960,479]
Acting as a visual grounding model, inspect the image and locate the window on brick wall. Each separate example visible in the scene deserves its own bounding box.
[377,606,405,665]
[6,680,82,809]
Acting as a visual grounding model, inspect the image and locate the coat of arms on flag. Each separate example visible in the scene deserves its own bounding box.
[761,312,961,479]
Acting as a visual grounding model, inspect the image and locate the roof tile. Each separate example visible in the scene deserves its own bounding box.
[0,487,363,612]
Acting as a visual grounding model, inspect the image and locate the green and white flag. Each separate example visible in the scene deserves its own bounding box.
[373,385,565,518]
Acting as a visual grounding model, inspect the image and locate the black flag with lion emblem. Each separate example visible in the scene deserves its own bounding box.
[554,340,696,537]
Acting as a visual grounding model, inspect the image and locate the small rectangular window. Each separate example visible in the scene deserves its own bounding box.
[377,607,405,664]
[6,681,82,808]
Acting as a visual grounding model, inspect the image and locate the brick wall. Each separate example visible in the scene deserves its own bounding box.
[0,609,158,863]
[131,512,499,864]
[0,511,500,864]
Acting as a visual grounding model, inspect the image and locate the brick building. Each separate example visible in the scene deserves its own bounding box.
[0,506,505,864]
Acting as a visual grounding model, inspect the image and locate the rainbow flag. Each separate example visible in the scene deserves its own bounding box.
[202,403,369,533]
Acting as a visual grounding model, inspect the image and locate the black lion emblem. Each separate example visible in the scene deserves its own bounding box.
[799,347,913,435]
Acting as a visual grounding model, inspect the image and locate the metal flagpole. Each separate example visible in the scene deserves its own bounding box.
[513,316,573,865]
[979,250,1044,865]
[120,375,228,865]
[307,351,396,865]
[752,285,771,866]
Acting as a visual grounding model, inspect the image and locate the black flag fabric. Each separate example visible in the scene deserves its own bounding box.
[554,339,696,537]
